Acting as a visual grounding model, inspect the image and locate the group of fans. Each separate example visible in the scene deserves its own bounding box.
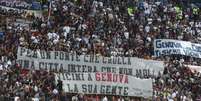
[1,0,201,101]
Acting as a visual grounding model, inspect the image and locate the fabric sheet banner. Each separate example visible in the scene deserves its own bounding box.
[154,39,201,58]
[185,65,201,73]
[0,6,43,18]
[55,72,153,98]
[17,47,164,78]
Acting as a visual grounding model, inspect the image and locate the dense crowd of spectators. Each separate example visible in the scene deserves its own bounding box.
[1,0,201,100]
[153,56,201,101]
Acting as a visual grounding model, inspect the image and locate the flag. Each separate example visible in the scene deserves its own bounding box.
[47,0,52,22]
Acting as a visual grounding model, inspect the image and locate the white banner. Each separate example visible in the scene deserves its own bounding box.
[154,39,201,58]
[17,47,164,78]
[185,65,201,73]
[55,72,153,98]
[0,6,43,18]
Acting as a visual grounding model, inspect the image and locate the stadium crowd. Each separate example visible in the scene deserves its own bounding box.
[0,0,201,101]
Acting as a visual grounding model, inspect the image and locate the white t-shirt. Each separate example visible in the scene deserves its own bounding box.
[31,36,39,44]
[145,7,151,15]
[0,64,3,70]
[14,96,20,101]
[63,5,68,11]
[172,92,177,98]
[47,32,53,39]
[53,35,59,44]
[34,86,38,92]
[145,25,150,33]
[32,98,39,101]
[7,60,12,66]
[124,32,129,39]
[102,96,108,101]
[72,96,78,101]
[63,26,70,34]
[118,98,125,101]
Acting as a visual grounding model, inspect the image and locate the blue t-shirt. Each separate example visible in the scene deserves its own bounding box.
[0,32,4,39]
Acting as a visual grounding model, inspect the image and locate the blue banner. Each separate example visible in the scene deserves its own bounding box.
[154,39,201,58]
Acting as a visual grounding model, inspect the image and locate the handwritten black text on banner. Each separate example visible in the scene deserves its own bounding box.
[55,72,153,98]
[17,47,164,78]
